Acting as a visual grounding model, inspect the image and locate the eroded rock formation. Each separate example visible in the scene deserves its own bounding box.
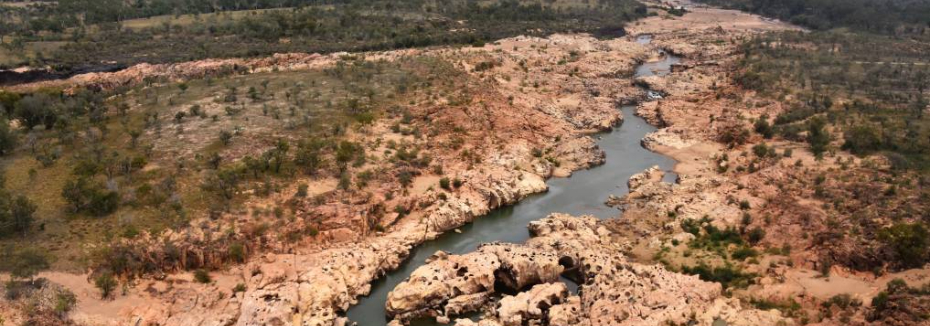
[385,214,790,326]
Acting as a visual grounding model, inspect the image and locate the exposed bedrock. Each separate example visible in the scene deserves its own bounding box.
[385,214,789,326]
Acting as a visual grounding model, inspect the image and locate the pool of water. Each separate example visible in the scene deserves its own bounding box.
[345,38,681,326]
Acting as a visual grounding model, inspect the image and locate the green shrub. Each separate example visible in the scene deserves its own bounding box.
[732,246,759,260]
[754,115,774,138]
[94,272,118,299]
[681,263,756,289]
[752,143,770,157]
[878,222,929,268]
[747,227,766,244]
[842,124,882,155]
[228,242,245,263]
[194,269,212,284]
[54,290,77,316]
[296,183,309,198]
[439,177,451,190]
[822,293,861,309]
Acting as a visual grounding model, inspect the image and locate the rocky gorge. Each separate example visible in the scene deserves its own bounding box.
[5,1,928,326]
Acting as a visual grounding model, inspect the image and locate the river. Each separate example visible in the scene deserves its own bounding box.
[345,34,681,326]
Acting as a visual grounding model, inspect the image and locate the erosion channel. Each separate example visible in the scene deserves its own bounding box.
[346,35,680,326]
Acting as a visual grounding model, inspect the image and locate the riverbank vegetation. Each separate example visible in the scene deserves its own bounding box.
[0,0,645,70]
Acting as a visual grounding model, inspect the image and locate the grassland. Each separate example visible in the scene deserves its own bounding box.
[0,54,462,270]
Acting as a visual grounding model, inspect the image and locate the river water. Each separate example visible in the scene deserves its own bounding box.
[346,35,680,326]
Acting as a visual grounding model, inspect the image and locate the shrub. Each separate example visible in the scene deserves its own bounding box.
[718,124,750,146]
[752,143,770,157]
[732,246,759,260]
[397,170,413,188]
[531,148,543,158]
[219,130,233,146]
[194,269,212,284]
[823,294,861,309]
[681,218,701,235]
[807,117,830,156]
[754,115,774,138]
[233,283,247,293]
[878,222,929,268]
[228,242,245,263]
[8,248,49,282]
[681,263,756,289]
[54,290,77,316]
[94,272,118,299]
[439,177,451,190]
[842,124,882,155]
[747,227,766,244]
[296,183,309,198]
[0,117,17,156]
[739,200,751,210]
[62,177,120,216]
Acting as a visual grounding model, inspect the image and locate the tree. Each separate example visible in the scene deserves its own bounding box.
[754,114,773,139]
[842,124,882,155]
[9,248,49,284]
[807,117,830,156]
[879,222,929,268]
[62,177,120,216]
[128,128,142,148]
[13,93,59,130]
[219,130,233,146]
[94,272,118,299]
[11,195,36,236]
[295,139,323,175]
[202,168,240,200]
[0,117,17,156]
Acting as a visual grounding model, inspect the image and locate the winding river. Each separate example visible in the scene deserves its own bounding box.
[346,35,681,326]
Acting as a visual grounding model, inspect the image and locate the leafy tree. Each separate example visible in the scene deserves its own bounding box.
[202,168,240,200]
[10,195,36,236]
[754,114,773,139]
[13,93,59,130]
[879,222,929,268]
[294,138,323,175]
[61,177,120,216]
[842,124,882,155]
[807,117,830,156]
[0,117,17,156]
[8,247,49,284]
[335,140,362,169]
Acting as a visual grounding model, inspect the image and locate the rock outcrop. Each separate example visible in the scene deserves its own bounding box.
[386,214,791,326]
[385,243,562,322]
